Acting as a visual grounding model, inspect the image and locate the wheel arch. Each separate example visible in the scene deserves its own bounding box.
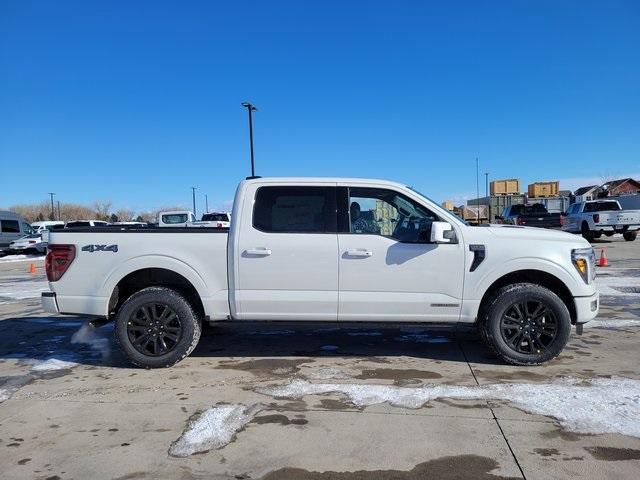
[477,269,577,324]
[107,267,205,319]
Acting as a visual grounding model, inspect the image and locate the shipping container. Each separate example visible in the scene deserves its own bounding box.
[457,205,489,223]
[490,179,520,195]
[528,181,560,198]
[441,201,454,211]
[468,194,527,222]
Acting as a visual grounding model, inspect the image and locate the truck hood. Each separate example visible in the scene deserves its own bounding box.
[482,224,591,247]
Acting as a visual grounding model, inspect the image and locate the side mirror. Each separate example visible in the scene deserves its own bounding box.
[430,222,454,243]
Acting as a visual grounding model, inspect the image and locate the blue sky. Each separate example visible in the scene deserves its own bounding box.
[1,1,639,214]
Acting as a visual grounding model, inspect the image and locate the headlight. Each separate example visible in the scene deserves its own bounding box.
[572,247,596,284]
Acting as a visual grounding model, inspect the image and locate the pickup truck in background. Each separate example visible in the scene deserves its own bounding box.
[562,200,640,241]
[42,177,599,368]
[496,203,563,229]
[190,212,231,229]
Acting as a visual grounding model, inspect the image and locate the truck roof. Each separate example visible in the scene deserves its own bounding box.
[242,176,409,189]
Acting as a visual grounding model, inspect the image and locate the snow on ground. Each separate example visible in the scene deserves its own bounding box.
[595,274,640,296]
[0,277,49,303]
[0,254,45,263]
[258,377,640,438]
[169,404,263,457]
[587,319,640,329]
[28,358,78,371]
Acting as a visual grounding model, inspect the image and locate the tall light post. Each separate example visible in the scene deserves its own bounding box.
[191,187,197,217]
[205,194,209,213]
[485,172,490,222]
[475,158,480,224]
[48,193,56,220]
[57,200,61,221]
[241,102,257,177]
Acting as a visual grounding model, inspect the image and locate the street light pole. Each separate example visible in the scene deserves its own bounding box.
[241,102,257,177]
[205,194,209,213]
[475,158,480,224]
[191,187,197,218]
[48,193,56,220]
[57,200,61,221]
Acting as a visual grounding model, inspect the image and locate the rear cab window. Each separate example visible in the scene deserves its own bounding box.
[253,186,337,233]
[162,214,189,224]
[1,220,20,232]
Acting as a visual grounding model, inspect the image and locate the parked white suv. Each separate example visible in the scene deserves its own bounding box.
[563,200,640,241]
[42,177,599,368]
[158,211,196,227]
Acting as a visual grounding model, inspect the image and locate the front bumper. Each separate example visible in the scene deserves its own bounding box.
[574,291,599,324]
[42,292,60,313]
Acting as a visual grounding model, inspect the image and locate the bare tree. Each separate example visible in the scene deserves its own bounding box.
[93,201,113,221]
[115,209,135,222]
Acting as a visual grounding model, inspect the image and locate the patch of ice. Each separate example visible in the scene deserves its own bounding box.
[395,334,450,343]
[347,331,383,337]
[29,358,78,371]
[169,404,261,457]
[320,345,339,351]
[258,377,640,438]
[595,276,640,296]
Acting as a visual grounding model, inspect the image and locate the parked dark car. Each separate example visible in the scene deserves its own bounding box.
[496,203,563,228]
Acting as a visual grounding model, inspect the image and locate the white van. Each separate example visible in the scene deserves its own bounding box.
[0,211,33,250]
[157,211,196,227]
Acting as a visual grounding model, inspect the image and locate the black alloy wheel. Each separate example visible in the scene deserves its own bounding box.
[127,303,183,356]
[499,300,557,355]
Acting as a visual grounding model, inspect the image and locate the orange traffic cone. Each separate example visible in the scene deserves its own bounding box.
[28,263,36,274]
[598,248,609,267]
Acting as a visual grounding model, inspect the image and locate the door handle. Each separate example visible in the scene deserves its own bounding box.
[346,249,373,257]
[245,248,272,256]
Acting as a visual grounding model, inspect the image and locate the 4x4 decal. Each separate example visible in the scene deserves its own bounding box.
[81,244,118,253]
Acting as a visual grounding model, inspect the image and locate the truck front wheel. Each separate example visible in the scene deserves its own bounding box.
[480,283,571,365]
[115,287,202,368]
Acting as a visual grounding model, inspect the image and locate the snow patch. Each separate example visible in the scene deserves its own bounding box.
[586,319,640,329]
[29,358,78,371]
[0,278,49,303]
[595,276,640,297]
[169,404,261,457]
[304,367,351,380]
[0,254,45,263]
[258,377,640,438]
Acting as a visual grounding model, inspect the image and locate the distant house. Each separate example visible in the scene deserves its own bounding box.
[574,185,599,203]
[600,178,640,197]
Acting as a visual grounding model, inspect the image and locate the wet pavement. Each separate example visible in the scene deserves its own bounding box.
[0,238,639,479]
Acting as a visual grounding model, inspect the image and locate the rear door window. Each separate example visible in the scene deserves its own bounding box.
[253,186,337,233]
[162,214,188,224]
[1,220,20,232]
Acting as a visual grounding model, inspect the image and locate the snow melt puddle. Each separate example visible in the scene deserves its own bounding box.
[169,404,262,457]
[258,377,640,438]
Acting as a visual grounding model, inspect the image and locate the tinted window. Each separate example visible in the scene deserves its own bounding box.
[348,187,439,243]
[1,220,20,232]
[584,201,620,212]
[202,213,230,222]
[253,186,336,233]
[66,221,91,227]
[162,214,188,224]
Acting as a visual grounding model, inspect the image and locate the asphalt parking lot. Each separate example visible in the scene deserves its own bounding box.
[1,238,639,480]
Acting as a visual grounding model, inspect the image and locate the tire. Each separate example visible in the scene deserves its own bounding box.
[115,287,202,368]
[581,222,593,241]
[623,231,637,242]
[480,283,571,366]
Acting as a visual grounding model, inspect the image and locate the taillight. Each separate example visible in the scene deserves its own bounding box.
[45,244,76,281]
[217,222,223,228]
[593,214,600,223]
[559,215,564,226]
[516,216,524,225]
[28,240,36,244]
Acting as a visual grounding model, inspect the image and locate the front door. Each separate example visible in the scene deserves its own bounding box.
[338,186,465,321]
[234,184,339,321]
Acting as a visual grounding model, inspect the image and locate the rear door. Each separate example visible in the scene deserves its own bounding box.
[337,186,465,322]
[234,183,339,320]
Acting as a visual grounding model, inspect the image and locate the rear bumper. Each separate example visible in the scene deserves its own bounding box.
[42,292,59,313]
[41,292,108,316]
[574,291,599,324]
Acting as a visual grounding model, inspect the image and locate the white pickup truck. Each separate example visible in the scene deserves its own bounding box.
[562,200,640,241]
[42,177,599,368]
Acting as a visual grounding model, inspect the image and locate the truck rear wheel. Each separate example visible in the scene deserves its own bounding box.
[581,222,593,241]
[115,287,201,368]
[623,231,637,242]
[480,283,571,365]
